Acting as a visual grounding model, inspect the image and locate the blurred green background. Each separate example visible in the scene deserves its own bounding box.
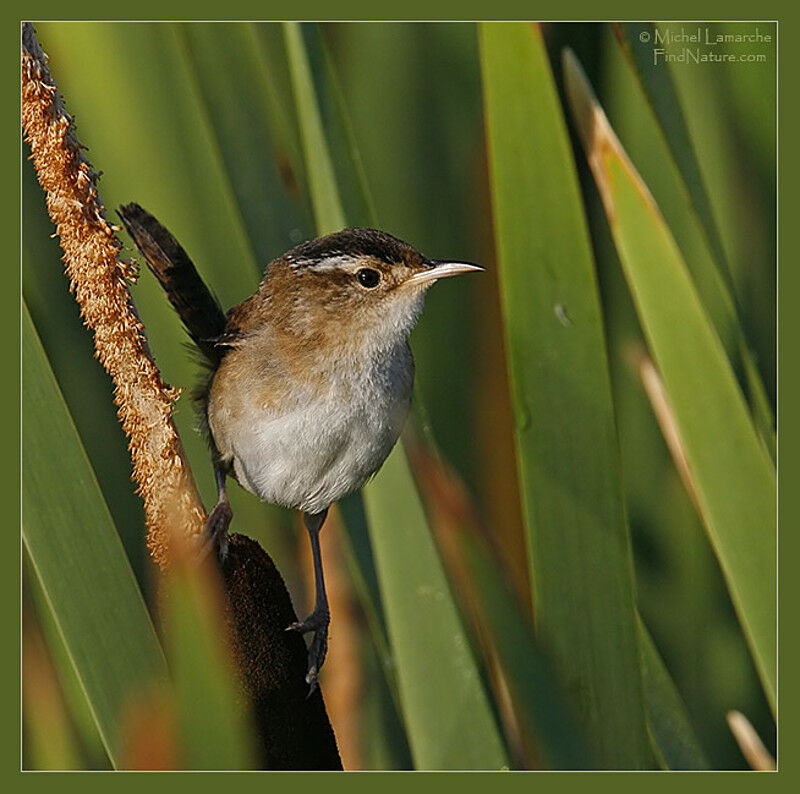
[22,22,776,770]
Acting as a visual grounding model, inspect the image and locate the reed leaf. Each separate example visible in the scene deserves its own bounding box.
[612,23,775,459]
[638,620,710,769]
[175,22,313,262]
[563,49,776,712]
[22,304,168,767]
[22,614,84,770]
[459,534,592,769]
[160,557,258,770]
[480,22,651,768]
[612,23,733,296]
[24,553,110,769]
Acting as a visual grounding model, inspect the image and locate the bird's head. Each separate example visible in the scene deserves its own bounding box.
[257,228,482,355]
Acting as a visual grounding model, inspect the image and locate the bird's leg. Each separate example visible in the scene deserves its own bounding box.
[200,460,232,561]
[287,508,330,693]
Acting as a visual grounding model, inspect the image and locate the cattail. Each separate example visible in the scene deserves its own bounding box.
[21,22,205,566]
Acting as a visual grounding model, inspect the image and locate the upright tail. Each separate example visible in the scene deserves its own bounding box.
[117,203,226,365]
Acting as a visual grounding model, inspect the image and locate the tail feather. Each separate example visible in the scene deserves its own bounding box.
[117,203,226,365]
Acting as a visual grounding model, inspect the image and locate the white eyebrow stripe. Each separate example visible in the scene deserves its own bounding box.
[302,254,363,273]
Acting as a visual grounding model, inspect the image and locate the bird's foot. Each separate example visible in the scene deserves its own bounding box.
[286,608,330,695]
[197,499,232,563]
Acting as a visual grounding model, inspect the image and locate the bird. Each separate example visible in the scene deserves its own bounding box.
[117,203,482,691]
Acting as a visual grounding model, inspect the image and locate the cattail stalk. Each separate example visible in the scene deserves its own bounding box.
[21,22,205,565]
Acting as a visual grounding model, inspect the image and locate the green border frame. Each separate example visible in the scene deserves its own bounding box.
[8,4,790,790]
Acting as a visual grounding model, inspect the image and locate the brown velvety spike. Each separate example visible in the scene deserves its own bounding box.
[221,534,342,770]
[117,203,227,364]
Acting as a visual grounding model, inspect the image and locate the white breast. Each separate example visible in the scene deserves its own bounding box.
[214,344,413,515]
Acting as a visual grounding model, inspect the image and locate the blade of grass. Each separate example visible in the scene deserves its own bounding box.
[176,22,314,262]
[284,21,508,769]
[24,553,111,769]
[612,23,733,297]
[360,447,508,769]
[248,22,313,201]
[283,22,345,233]
[336,495,394,692]
[563,49,776,712]
[160,552,258,770]
[459,534,592,769]
[22,614,83,770]
[726,710,776,770]
[638,620,710,770]
[665,24,777,410]
[22,304,168,767]
[480,22,651,768]
[597,38,773,759]
[612,23,775,458]
[291,23,376,229]
[359,643,414,770]
[405,439,594,769]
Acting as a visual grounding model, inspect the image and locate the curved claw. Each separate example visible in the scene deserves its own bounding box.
[286,608,329,635]
[304,624,328,695]
[196,499,232,563]
[286,608,330,694]
[306,666,319,698]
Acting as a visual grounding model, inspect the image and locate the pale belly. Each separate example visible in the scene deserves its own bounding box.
[208,350,413,515]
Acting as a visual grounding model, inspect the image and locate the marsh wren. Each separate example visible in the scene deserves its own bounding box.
[118,204,481,690]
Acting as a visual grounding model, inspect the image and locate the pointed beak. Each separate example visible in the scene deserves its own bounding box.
[403,259,484,288]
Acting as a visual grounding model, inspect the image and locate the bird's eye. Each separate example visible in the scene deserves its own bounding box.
[357,268,380,288]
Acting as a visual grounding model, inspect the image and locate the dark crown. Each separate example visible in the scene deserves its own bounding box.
[284,228,421,267]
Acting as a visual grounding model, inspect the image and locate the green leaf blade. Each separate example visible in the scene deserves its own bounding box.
[363,450,509,769]
[161,563,258,770]
[283,22,346,233]
[613,23,733,297]
[22,304,169,767]
[638,620,710,770]
[459,534,593,769]
[480,22,652,768]
[563,49,776,711]
[612,23,775,459]
[176,22,314,263]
